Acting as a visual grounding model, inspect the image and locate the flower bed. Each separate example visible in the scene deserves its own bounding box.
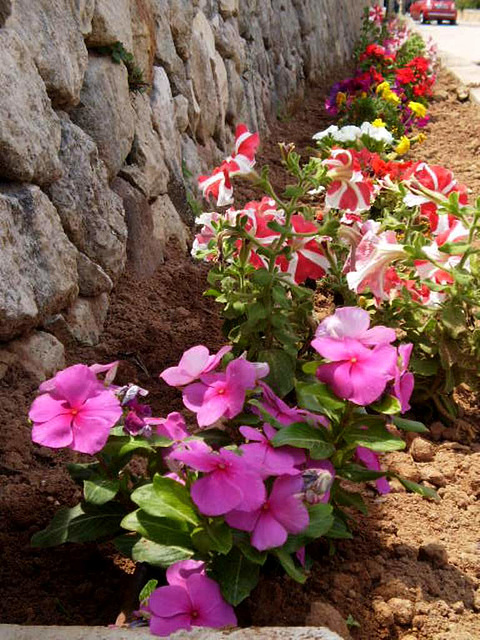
[20,7,480,639]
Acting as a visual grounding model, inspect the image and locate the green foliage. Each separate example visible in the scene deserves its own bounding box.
[97,41,148,92]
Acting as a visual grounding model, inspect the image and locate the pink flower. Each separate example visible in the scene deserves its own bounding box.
[355,446,390,494]
[182,358,260,427]
[323,149,375,213]
[369,4,386,24]
[240,423,305,477]
[315,307,396,347]
[276,214,330,284]
[225,475,309,551]
[415,220,469,288]
[345,229,407,303]
[257,382,329,428]
[160,345,232,387]
[312,337,397,406]
[148,560,236,636]
[29,364,122,455]
[170,442,266,516]
[388,344,415,413]
[155,411,190,441]
[198,124,259,207]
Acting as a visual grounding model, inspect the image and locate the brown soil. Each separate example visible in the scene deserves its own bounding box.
[1,68,479,639]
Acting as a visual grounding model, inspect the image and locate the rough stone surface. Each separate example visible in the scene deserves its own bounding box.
[151,194,190,253]
[76,253,113,297]
[0,30,61,185]
[130,0,156,86]
[151,66,182,176]
[119,92,169,198]
[3,0,89,107]
[387,598,414,626]
[86,0,133,49]
[111,177,165,278]
[47,113,127,281]
[3,331,65,382]
[73,0,95,36]
[64,294,110,346]
[0,185,78,342]
[410,437,436,462]
[71,53,135,179]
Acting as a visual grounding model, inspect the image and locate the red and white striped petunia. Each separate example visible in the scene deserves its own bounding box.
[323,148,376,214]
[415,220,469,288]
[369,4,386,25]
[276,215,330,284]
[198,124,260,207]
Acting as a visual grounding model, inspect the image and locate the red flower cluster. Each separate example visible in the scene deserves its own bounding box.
[396,56,434,98]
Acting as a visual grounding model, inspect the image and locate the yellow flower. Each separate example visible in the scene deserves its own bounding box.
[408,101,427,118]
[372,118,386,128]
[417,132,427,144]
[376,81,390,94]
[395,136,411,155]
[336,92,347,107]
[383,90,400,105]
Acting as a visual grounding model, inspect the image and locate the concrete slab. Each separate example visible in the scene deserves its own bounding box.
[470,88,480,106]
[0,626,345,640]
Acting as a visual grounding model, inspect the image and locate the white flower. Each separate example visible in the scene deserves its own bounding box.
[334,126,362,143]
[360,122,394,145]
[312,125,339,141]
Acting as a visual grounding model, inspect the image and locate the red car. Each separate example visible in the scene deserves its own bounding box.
[410,0,457,24]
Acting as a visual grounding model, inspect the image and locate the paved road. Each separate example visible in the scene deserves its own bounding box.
[415,21,480,66]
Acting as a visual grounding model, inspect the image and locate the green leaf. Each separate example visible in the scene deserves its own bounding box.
[234,533,267,565]
[257,349,295,397]
[251,269,273,286]
[139,579,158,605]
[437,241,469,255]
[271,423,335,459]
[304,503,335,537]
[324,516,353,539]
[274,549,307,584]
[31,502,126,547]
[396,477,439,501]
[83,477,119,505]
[121,510,192,548]
[392,416,428,433]
[67,462,100,482]
[191,520,232,555]
[301,360,323,375]
[338,463,391,483]
[296,381,345,414]
[371,395,402,415]
[331,485,368,515]
[410,357,438,377]
[211,547,260,605]
[343,423,405,452]
[131,537,193,567]
[131,475,199,526]
[441,306,466,339]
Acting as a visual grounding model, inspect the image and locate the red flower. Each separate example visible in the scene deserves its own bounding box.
[395,67,415,85]
[276,215,329,284]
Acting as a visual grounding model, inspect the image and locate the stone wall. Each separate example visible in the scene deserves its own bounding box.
[0,0,369,379]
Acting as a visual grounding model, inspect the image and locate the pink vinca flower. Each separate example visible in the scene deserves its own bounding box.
[198,124,260,207]
[170,442,266,516]
[276,214,330,284]
[148,560,236,636]
[388,344,415,413]
[240,423,305,477]
[257,382,329,428]
[315,307,396,347]
[182,358,261,427]
[29,364,123,455]
[160,345,232,387]
[323,148,376,213]
[345,229,407,304]
[355,446,390,494]
[312,337,397,406]
[225,475,309,551]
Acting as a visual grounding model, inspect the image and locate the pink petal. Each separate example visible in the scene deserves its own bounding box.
[156,412,189,441]
[251,512,288,551]
[196,389,229,427]
[31,413,73,449]
[225,507,261,532]
[363,326,396,346]
[150,613,192,636]
[191,473,244,516]
[160,346,210,386]
[70,413,113,455]
[203,345,232,373]
[53,364,100,408]
[149,585,191,617]
[187,574,237,628]
[169,442,216,472]
[239,426,267,443]
[316,361,353,400]
[312,337,371,362]
[167,560,205,588]
[316,307,370,340]
[348,362,389,406]
[229,468,266,512]
[182,382,208,412]
[225,358,257,390]
[29,394,69,423]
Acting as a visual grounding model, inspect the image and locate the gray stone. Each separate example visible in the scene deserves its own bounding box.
[76,253,113,297]
[72,0,95,36]
[151,66,182,175]
[71,53,135,179]
[0,184,78,341]
[111,177,165,278]
[0,30,61,185]
[119,92,170,198]
[174,94,190,134]
[219,0,239,18]
[86,0,133,49]
[47,113,127,281]
[212,15,246,73]
[151,194,189,253]
[130,0,156,86]
[168,0,195,61]
[4,331,65,382]
[3,0,89,107]
[64,294,109,346]
[190,10,220,143]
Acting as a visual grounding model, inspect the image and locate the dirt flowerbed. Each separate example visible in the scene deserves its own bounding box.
[1,68,480,639]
